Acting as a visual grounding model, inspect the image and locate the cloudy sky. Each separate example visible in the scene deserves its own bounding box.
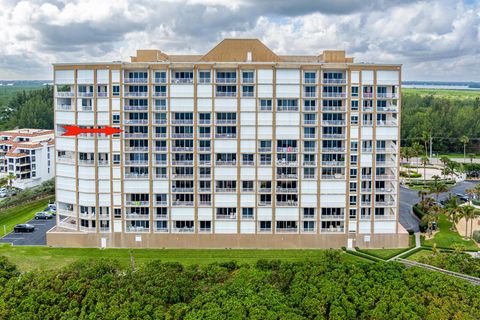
[1,0,479,81]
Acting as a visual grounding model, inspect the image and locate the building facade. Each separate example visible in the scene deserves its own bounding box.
[48,39,407,248]
[0,129,54,189]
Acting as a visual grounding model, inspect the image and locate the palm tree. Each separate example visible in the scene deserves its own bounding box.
[459,135,469,164]
[428,180,448,201]
[446,160,459,181]
[411,142,423,173]
[422,209,439,236]
[445,196,462,231]
[421,131,430,158]
[420,156,429,186]
[6,173,16,187]
[469,208,480,239]
[418,189,428,203]
[439,156,450,179]
[460,205,475,239]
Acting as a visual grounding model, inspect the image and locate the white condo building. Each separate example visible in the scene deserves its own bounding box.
[0,129,54,189]
[49,39,407,248]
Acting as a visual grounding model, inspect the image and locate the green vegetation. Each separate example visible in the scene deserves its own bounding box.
[422,214,479,251]
[1,255,479,319]
[403,87,480,98]
[408,248,480,278]
[356,248,409,260]
[0,179,55,210]
[0,244,365,272]
[0,198,53,235]
[0,86,53,130]
[402,91,480,154]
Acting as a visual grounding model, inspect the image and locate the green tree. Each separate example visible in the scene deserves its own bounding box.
[420,156,429,186]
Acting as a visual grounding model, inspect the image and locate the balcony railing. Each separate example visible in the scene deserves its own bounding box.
[124,92,148,97]
[216,78,236,84]
[125,173,149,179]
[124,105,148,111]
[322,92,346,98]
[124,78,148,84]
[323,79,346,84]
[216,92,237,97]
[56,92,74,97]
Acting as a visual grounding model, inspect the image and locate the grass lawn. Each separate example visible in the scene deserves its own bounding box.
[0,197,54,235]
[422,214,479,251]
[357,235,416,260]
[406,248,434,262]
[0,244,366,272]
[403,88,480,99]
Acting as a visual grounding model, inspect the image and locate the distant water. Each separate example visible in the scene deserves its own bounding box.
[403,84,480,90]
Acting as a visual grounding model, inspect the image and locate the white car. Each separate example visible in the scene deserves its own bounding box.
[0,192,7,198]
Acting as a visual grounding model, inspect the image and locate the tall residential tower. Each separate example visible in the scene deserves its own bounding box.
[48,39,407,248]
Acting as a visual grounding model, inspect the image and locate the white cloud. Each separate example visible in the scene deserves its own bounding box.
[0,0,478,81]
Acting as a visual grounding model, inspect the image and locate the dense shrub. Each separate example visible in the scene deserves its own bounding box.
[0,256,479,319]
[0,179,54,209]
[413,204,425,220]
[417,251,480,278]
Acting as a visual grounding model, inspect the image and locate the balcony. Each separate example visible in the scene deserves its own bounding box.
[215,160,236,166]
[375,201,395,207]
[125,160,148,166]
[321,161,345,167]
[56,92,74,97]
[57,104,72,111]
[172,227,194,233]
[153,91,167,97]
[377,106,398,112]
[321,227,344,233]
[258,201,272,206]
[322,120,346,126]
[198,119,211,125]
[172,147,193,152]
[125,200,149,206]
[153,77,167,84]
[172,187,194,193]
[215,133,236,139]
[276,187,298,193]
[124,133,149,139]
[322,147,345,153]
[124,78,148,84]
[216,92,237,97]
[154,146,167,152]
[258,147,272,153]
[276,201,298,207]
[363,92,374,98]
[155,133,168,138]
[323,79,346,84]
[77,92,94,98]
[321,215,345,220]
[124,92,148,98]
[172,201,194,206]
[276,173,298,179]
[124,119,148,125]
[124,105,148,111]
[276,147,298,153]
[276,160,297,167]
[276,227,298,233]
[377,93,398,99]
[376,174,396,181]
[374,215,396,220]
[172,133,193,139]
[172,78,193,84]
[153,119,167,125]
[216,119,236,125]
[322,106,345,112]
[171,160,193,166]
[97,92,108,98]
[172,119,194,125]
[172,173,194,179]
[216,77,236,84]
[322,133,345,139]
[125,173,149,179]
[376,120,398,126]
[198,147,211,152]
[321,174,345,180]
[322,92,346,98]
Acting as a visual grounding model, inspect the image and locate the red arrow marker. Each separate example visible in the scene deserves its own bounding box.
[62,125,123,137]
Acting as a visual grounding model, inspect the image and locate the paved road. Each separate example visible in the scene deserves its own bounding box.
[398,180,479,232]
[0,217,56,246]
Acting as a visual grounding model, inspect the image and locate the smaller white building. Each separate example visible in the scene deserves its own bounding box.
[0,129,54,189]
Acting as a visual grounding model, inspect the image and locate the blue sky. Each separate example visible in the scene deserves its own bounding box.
[0,0,479,81]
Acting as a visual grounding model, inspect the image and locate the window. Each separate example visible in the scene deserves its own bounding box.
[349,196,357,205]
[350,182,357,192]
[242,85,254,97]
[113,154,120,165]
[277,99,298,111]
[114,208,122,218]
[242,71,254,83]
[259,221,272,232]
[304,71,316,84]
[112,85,120,96]
[242,208,254,219]
[303,208,315,219]
[350,168,357,178]
[260,99,272,111]
[351,100,358,111]
[199,221,211,232]
[199,71,211,84]
[242,181,254,192]
[351,86,359,97]
[350,114,358,125]
[112,114,120,124]
[242,154,254,166]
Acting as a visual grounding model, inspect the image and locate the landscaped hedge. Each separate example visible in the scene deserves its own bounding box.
[0,179,54,209]
[463,163,480,178]
[412,204,428,232]
[473,231,480,243]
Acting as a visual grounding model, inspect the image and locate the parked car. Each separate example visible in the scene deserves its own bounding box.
[455,193,469,202]
[48,203,56,211]
[0,192,7,198]
[14,224,35,233]
[44,207,56,215]
[34,212,53,220]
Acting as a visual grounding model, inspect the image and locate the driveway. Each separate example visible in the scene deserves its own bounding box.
[398,180,480,232]
[0,217,56,246]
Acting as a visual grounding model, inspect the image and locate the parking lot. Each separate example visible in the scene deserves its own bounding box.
[0,217,56,246]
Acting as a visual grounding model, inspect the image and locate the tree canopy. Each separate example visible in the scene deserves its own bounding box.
[0,254,479,319]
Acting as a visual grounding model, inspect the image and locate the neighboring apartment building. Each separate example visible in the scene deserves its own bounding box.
[0,129,54,189]
[48,39,407,248]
